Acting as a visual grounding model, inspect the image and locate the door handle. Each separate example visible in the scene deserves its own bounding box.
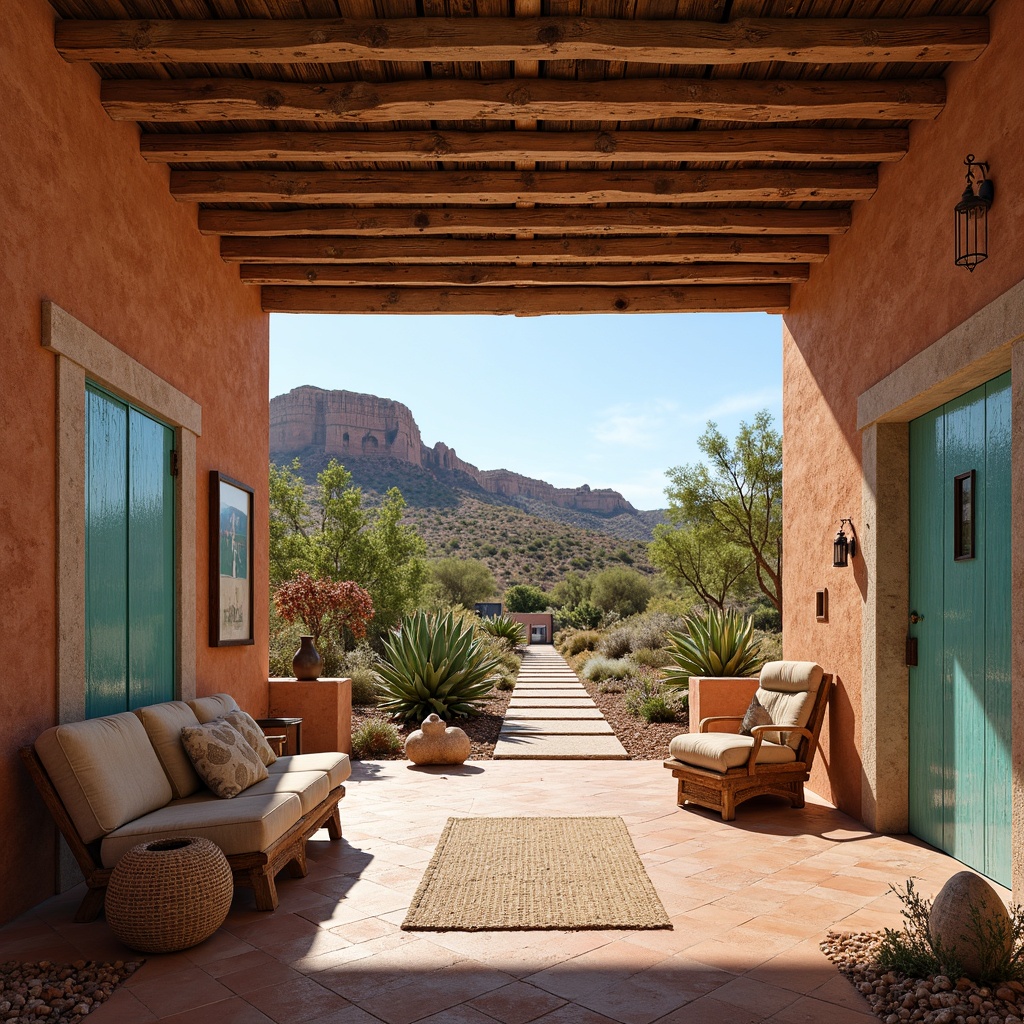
[910,611,924,624]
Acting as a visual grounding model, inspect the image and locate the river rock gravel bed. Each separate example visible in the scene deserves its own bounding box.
[0,960,142,1023]
[821,931,1024,1024]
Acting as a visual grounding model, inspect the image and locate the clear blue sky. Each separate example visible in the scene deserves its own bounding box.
[270,313,782,510]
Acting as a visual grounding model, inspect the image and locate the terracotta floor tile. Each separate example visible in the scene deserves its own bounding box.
[159,996,277,1024]
[305,1006,392,1024]
[202,950,282,979]
[654,994,765,1024]
[807,973,874,1013]
[243,976,352,1023]
[354,964,514,1024]
[90,988,158,1023]
[128,967,237,1017]
[710,976,802,1016]
[220,959,309,995]
[765,993,874,1023]
[467,981,567,1024]
[529,1006,623,1024]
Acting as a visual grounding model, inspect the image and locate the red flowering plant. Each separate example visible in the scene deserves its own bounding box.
[273,571,374,649]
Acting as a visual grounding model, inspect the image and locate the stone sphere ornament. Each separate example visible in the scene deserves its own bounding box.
[405,714,471,765]
[928,870,1012,980]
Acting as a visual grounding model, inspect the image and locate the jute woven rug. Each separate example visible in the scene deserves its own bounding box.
[401,816,671,931]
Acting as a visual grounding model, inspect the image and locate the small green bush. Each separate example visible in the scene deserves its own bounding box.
[582,656,632,682]
[348,666,381,706]
[562,630,601,656]
[630,647,671,669]
[495,672,516,691]
[597,678,625,694]
[623,675,682,722]
[351,717,402,758]
[599,628,634,659]
[753,629,783,664]
[637,696,678,723]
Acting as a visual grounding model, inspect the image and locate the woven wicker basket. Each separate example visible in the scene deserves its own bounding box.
[106,836,233,953]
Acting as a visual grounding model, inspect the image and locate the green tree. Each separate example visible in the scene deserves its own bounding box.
[268,458,427,638]
[649,522,754,611]
[504,583,548,613]
[590,567,653,618]
[659,410,782,614]
[549,571,592,611]
[428,557,497,608]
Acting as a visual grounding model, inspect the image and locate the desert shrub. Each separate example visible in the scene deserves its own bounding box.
[351,717,403,758]
[590,567,653,618]
[663,607,763,688]
[348,666,381,706]
[637,696,678,723]
[753,629,783,664]
[878,879,1024,983]
[561,630,601,656]
[494,672,516,691]
[582,655,632,682]
[750,600,782,633]
[504,583,548,612]
[630,647,671,669]
[624,675,682,722]
[599,628,634,659]
[480,614,527,648]
[628,612,684,651]
[376,610,501,724]
[597,678,625,694]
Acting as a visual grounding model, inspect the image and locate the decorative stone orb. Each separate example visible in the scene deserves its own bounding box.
[928,870,1012,980]
[405,713,471,765]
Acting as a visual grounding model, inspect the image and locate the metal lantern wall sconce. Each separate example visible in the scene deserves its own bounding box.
[832,519,857,568]
[955,154,994,272]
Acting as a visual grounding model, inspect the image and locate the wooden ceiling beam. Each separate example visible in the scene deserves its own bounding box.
[142,127,909,165]
[57,16,988,66]
[239,262,809,286]
[102,77,945,124]
[220,235,828,264]
[199,206,851,238]
[174,168,875,204]
[259,284,792,314]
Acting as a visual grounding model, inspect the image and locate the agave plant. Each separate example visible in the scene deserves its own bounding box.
[662,606,763,688]
[479,614,526,648]
[377,610,501,724]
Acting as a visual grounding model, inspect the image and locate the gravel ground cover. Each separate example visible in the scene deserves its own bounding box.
[821,931,1024,1024]
[350,689,512,760]
[576,674,687,761]
[1,960,141,1023]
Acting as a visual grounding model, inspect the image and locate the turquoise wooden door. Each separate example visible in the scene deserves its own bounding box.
[908,372,1011,886]
[85,385,175,717]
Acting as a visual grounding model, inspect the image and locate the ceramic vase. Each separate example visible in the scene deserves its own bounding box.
[292,635,322,680]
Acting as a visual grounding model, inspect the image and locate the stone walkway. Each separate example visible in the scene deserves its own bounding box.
[493,645,628,760]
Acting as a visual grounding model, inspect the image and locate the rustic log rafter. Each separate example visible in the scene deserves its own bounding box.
[141,127,910,165]
[219,235,829,265]
[260,284,793,314]
[56,16,988,65]
[173,168,877,205]
[197,207,853,238]
[101,77,946,124]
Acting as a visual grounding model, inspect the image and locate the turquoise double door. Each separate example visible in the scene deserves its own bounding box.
[85,384,176,718]
[908,372,1011,886]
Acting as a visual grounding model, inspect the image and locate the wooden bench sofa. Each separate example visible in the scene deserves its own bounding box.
[21,693,349,922]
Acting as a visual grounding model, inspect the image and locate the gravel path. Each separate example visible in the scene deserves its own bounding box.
[821,931,1024,1024]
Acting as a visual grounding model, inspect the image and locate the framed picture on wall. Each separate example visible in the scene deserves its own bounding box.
[209,471,254,646]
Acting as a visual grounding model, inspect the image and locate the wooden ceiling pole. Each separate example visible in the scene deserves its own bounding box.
[171,168,876,204]
[56,16,988,65]
[141,127,909,165]
[101,77,946,124]
[198,207,853,238]
[259,284,793,314]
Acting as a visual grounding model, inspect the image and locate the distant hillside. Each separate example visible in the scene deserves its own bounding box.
[274,451,665,591]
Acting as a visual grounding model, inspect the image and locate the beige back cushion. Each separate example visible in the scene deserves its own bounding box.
[756,661,824,748]
[188,693,240,724]
[34,713,173,843]
[134,701,203,799]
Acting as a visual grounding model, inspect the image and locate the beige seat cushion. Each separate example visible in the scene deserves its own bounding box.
[668,732,797,773]
[181,720,268,798]
[188,693,240,724]
[244,770,330,815]
[756,661,824,747]
[100,791,303,867]
[35,714,172,843]
[134,701,203,799]
[268,753,351,790]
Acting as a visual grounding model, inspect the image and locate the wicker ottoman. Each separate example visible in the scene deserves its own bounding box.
[106,837,233,953]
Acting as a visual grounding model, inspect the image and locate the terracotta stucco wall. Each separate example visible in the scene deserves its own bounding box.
[0,0,270,923]
[782,0,1024,816]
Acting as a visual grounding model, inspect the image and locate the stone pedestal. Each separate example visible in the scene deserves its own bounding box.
[688,676,760,733]
[268,677,352,755]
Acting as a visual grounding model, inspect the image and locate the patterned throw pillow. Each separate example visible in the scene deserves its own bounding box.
[739,694,773,737]
[222,709,278,766]
[180,720,268,798]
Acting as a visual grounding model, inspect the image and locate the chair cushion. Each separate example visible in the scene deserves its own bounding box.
[268,753,351,790]
[243,770,330,815]
[100,791,303,868]
[222,709,278,767]
[134,701,204,799]
[668,732,797,773]
[756,662,824,747]
[181,720,268,798]
[759,661,824,695]
[35,714,172,843]
[188,693,240,724]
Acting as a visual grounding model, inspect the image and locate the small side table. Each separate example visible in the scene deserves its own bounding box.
[257,716,303,755]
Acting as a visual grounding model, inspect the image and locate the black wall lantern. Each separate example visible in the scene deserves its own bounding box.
[833,518,857,568]
[955,154,994,272]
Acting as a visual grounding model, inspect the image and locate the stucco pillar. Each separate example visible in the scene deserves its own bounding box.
[860,422,910,833]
